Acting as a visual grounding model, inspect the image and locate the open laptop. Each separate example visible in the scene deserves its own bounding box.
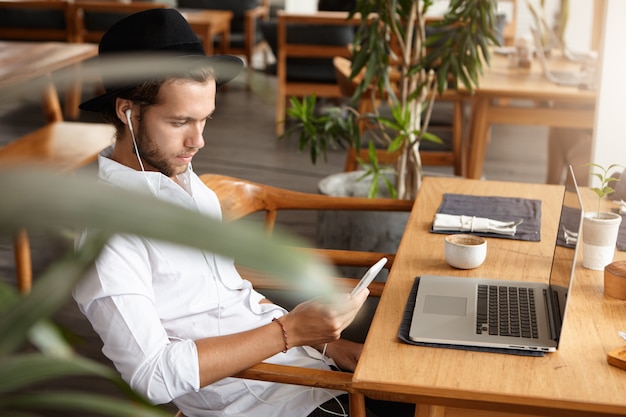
[408,166,584,353]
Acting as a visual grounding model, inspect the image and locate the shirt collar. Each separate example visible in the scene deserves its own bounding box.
[97,145,194,197]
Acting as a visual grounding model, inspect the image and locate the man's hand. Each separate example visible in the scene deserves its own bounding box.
[281,289,369,348]
[325,339,363,372]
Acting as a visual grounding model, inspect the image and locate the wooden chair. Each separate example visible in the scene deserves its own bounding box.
[73,1,170,43]
[333,56,466,176]
[0,0,76,42]
[273,10,361,136]
[200,173,413,276]
[176,0,270,68]
[198,173,415,417]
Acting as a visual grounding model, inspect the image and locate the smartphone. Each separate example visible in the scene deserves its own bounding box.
[350,257,388,297]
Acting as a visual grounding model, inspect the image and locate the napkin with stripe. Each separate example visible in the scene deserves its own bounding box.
[433,213,519,236]
[430,193,542,242]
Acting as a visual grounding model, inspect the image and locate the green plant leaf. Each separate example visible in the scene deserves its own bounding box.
[2,391,168,417]
[27,320,74,358]
[0,354,123,394]
[0,170,338,302]
[0,232,109,356]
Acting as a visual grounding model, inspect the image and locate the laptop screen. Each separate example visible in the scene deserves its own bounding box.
[548,165,584,340]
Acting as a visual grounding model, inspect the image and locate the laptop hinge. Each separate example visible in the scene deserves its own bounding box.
[543,287,561,341]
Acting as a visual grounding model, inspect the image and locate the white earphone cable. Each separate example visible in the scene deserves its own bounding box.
[126,109,157,195]
[242,343,347,416]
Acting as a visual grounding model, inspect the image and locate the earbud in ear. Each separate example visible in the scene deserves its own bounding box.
[125,109,135,137]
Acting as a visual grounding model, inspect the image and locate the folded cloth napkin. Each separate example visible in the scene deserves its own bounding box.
[431,193,541,241]
[433,213,520,236]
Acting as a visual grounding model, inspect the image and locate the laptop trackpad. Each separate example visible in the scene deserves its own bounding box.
[423,295,467,316]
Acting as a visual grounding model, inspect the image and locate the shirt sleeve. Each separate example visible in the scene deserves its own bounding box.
[73,233,200,404]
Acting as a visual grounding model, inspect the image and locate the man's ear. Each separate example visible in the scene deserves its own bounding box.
[115,98,133,125]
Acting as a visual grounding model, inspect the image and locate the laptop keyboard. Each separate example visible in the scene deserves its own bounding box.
[476,285,539,339]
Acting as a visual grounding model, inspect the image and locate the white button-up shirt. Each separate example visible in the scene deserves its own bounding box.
[73,147,339,417]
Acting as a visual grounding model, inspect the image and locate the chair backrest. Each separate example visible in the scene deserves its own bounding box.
[73,1,170,43]
[0,0,75,42]
[272,10,361,136]
[177,0,263,33]
[176,0,269,67]
[199,173,413,234]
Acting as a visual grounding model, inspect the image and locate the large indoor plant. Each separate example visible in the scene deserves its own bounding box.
[284,0,499,199]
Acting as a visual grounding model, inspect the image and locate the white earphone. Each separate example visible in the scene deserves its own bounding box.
[125,108,157,195]
[125,108,134,134]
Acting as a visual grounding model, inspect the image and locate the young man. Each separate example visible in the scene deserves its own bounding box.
[72,8,390,417]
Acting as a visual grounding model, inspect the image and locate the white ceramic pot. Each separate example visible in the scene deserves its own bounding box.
[582,211,622,270]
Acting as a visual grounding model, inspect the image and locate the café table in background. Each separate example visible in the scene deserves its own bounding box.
[463,52,597,180]
[180,9,233,56]
[0,41,97,122]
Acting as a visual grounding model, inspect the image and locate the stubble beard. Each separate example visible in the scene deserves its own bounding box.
[135,119,187,178]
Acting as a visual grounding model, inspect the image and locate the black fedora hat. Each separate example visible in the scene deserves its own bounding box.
[79,8,244,112]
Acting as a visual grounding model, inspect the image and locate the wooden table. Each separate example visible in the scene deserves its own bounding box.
[353,176,626,417]
[180,9,233,56]
[0,41,112,294]
[464,52,597,179]
[0,41,98,122]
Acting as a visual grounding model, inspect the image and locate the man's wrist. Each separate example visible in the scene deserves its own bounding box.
[272,317,289,353]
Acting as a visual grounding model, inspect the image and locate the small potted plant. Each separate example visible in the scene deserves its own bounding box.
[582,163,624,270]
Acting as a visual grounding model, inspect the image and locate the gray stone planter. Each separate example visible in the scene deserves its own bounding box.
[316,170,409,279]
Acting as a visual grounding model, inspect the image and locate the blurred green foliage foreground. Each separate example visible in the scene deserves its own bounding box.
[0,168,336,416]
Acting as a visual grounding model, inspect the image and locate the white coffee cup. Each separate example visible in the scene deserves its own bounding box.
[444,234,487,269]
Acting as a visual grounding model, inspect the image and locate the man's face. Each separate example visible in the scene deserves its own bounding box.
[134,78,216,178]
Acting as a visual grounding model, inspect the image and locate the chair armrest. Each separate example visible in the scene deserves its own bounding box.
[235,362,355,393]
[277,10,359,25]
[238,263,386,297]
[309,248,394,269]
[242,3,270,51]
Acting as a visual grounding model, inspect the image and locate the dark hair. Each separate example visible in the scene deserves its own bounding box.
[100,65,216,137]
